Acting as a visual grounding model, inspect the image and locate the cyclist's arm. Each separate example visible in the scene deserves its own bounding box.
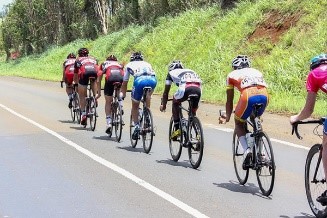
[121,81,128,98]
[161,84,171,108]
[62,65,65,82]
[225,88,234,122]
[291,91,316,123]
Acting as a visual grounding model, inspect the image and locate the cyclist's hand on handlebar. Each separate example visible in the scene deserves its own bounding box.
[218,110,227,124]
[160,104,166,112]
[60,81,64,88]
[290,115,299,125]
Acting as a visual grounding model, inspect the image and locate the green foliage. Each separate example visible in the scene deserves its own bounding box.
[1,0,327,116]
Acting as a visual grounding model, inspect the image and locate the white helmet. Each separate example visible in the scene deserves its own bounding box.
[232,55,251,69]
[168,60,184,71]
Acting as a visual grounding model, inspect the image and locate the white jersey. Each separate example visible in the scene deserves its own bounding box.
[165,68,202,86]
[124,60,155,81]
[226,67,267,91]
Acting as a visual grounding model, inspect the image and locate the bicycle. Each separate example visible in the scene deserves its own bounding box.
[129,87,154,154]
[292,118,327,218]
[230,103,275,196]
[61,81,81,124]
[106,82,124,142]
[82,80,98,131]
[168,94,204,169]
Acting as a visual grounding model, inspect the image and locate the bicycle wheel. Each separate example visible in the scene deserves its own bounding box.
[70,98,75,122]
[89,97,97,131]
[73,93,81,124]
[114,104,123,142]
[130,114,138,148]
[169,117,182,162]
[256,131,275,196]
[233,132,249,185]
[142,108,154,154]
[188,117,204,169]
[305,144,327,218]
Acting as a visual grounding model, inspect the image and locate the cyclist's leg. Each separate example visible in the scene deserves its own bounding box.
[144,76,157,108]
[317,121,327,203]
[65,72,74,107]
[171,84,187,139]
[131,78,143,125]
[185,85,201,115]
[78,73,88,122]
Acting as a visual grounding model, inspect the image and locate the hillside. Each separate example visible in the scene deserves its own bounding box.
[0,0,326,115]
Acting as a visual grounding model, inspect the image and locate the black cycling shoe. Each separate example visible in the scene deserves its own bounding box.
[317,190,327,206]
[132,127,140,140]
[105,126,112,135]
[242,149,252,170]
[68,100,73,108]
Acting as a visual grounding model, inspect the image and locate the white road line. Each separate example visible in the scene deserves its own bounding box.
[204,123,310,151]
[0,104,209,218]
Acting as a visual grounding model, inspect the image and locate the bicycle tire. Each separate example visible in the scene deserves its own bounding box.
[305,144,327,218]
[74,93,81,124]
[188,117,204,169]
[233,132,249,185]
[70,99,75,122]
[168,117,182,162]
[142,108,154,154]
[89,97,97,131]
[130,114,138,148]
[114,104,123,142]
[255,131,275,196]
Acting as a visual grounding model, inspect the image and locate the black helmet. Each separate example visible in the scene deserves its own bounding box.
[168,60,184,72]
[78,47,89,57]
[66,53,76,59]
[310,54,327,70]
[130,52,143,61]
[107,54,117,61]
[232,55,251,70]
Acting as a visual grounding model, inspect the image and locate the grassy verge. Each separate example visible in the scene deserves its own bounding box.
[1,0,327,116]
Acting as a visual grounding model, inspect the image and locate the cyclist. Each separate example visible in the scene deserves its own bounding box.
[73,47,100,126]
[62,53,76,108]
[290,53,327,205]
[160,60,202,141]
[219,55,269,166]
[121,51,157,140]
[98,54,124,134]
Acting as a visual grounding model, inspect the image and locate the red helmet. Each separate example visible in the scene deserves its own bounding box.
[66,53,76,59]
[107,54,117,61]
[78,48,89,57]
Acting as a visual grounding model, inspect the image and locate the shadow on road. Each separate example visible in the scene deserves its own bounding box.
[58,119,75,124]
[280,212,314,218]
[93,135,117,142]
[213,180,271,199]
[70,126,88,131]
[156,158,196,169]
[117,146,145,153]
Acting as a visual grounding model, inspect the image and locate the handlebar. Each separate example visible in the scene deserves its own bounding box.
[291,118,325,140]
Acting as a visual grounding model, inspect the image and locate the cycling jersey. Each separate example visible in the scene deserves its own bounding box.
[124,61,157,101]
[63,58,75,84]
[226,67,268,121]
[306,64,327,94]
[100,60,124,96]
[74,56,99,86]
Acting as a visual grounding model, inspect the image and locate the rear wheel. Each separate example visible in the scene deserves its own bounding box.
[305,144,327,218]
[130,113,138,148]
[73,92,81,124]
[188,117,204,169]
[89,97,97,131]
[233,132,249,185]
[256,131,275,196]
[142,108,154,154]
[169,117,182,162]
[114,103,123,142]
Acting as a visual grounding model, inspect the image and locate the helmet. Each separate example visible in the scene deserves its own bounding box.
[310,54,327,70]
[107,54,117,61]
[78,47,89,57]
[130,52,143,61]
[232,55,251,69]
[67,53,76,59]
[168,60,184,72]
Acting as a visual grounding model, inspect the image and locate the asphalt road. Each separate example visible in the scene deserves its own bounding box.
[0,76,318,217]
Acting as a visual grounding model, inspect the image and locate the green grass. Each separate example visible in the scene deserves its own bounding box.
[1,0,327,116]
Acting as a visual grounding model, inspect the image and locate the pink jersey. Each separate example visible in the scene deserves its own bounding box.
[306,64,327,93]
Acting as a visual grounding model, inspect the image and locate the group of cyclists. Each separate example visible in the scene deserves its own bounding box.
[62,47,327,206]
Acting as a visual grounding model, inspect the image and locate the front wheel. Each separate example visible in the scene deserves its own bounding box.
[114,104,123,142]
[305,144,327,218]
[233,132,249,185]
[89,97,97,131]
[188,117,204,169]
[168,117,182,162]
[256,131,275,197]
[142,108,154,154]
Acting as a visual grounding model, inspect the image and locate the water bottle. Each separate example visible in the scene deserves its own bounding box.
[246,132,254,149]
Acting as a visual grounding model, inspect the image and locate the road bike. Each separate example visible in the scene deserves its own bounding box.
[168,94,204,169]
[129,87,155,154]
[292,118,327,218]
[106,82,124,142]
[231,103,275,196]
[82,80,98,131]
[61,81,81,124]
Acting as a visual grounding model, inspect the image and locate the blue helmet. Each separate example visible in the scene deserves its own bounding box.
[310,54,327,70]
